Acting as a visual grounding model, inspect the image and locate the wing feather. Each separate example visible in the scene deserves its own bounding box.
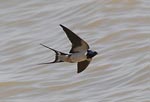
[60,24,89,53]
[77,59,91,73]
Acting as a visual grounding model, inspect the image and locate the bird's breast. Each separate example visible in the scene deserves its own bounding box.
[58,52,87,63]
[69,52,87,62]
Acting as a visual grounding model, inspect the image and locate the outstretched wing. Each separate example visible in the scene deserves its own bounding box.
[77,59,91,73]
[60,24,89,53]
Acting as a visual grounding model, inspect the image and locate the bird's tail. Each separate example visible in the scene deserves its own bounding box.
[39,43,68,64]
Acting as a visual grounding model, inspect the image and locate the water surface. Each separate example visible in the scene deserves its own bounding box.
[0,0,149,102]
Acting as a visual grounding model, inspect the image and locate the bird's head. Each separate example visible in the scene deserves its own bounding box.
[86,50,98,58]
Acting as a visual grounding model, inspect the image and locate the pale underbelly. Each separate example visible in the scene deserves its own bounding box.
[59,52,87,63]
[70,56,87,62]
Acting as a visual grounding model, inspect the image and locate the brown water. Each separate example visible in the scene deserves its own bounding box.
[0,0,150,102]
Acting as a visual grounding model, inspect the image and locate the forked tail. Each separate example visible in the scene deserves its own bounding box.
[39,43,68,64]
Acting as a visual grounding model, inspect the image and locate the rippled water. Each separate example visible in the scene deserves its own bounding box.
[0,0,150,102]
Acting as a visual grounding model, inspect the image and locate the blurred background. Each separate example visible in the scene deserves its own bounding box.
[0,0,149,102]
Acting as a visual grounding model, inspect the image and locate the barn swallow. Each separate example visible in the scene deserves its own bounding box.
[40,24,97,73]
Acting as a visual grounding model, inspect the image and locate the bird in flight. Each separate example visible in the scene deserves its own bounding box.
[40,24,97,73]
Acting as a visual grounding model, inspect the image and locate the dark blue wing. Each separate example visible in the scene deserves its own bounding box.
[60,24,89,53]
